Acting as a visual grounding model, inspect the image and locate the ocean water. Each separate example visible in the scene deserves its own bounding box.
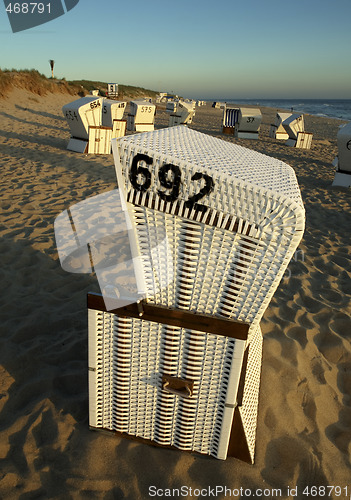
[217,99,351,122]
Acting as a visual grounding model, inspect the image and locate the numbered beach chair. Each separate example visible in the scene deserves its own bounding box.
[62,96,103,153]
[102,99,127,139]
[235,108,262,139]
[222,105,240,135]
[82,127,305,463]
[332,121,351,187]
[127,100,156,132]
[284,114,313,149]
[269,112,292,140]
[101,99,126,126]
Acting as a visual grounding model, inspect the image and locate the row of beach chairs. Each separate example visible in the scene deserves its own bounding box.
[269,112,313,149]
[62,96,127,154]
[62,96,198,154]
[62,96,158,153]
[268,111,351,186]
[62,96,351,187]
[220,105,350,185]
[221,105,313,149]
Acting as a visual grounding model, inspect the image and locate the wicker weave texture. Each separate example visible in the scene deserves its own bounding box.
[116,126,304,207]
[131,206,279,327]
[112,127,305,327]
[88,308,252,459]
[89,304,256,458]
[238,325,263,463]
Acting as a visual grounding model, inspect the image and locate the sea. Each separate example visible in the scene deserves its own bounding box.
[212,99,351,122]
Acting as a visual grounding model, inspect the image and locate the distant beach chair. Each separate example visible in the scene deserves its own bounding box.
[284,114,313,149]
[169,101,195,127]
[269,112,292,140]
[102,99,126,127]
[332,121,351,187]
[235,108,262,139]
[127,100,156,132]
[187,99,197,110]
[62,96,104,153]
[102,99,127,139]
[222,105,240,135]
[166,100,178,113]
[63,96,126,154]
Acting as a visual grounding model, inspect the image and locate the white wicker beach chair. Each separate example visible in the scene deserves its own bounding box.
[332,121,351,187]
[235,108,262,139]
[100,100,127,141]
[62,96,103,153]
[87,127,303,461]
[169,101,195,127]
[127,100,156,132]
[222,105,240,135]
[283,113,313,149]
[101,99,126,127]
[212,102,222,109]
[269,112,292,140]
[56,126,305,462]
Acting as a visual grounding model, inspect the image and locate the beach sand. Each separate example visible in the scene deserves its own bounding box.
[0,89,350,499]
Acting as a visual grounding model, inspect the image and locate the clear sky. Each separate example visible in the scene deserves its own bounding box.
[1,0,350,99]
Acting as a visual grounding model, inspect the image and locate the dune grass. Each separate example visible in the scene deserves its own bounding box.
[0,68,159,99]
[68,79,158,100]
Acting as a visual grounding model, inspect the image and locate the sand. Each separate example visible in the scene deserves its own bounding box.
[0,89,350,499]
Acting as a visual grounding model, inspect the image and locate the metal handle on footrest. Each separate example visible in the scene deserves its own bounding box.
[162,375,194,398]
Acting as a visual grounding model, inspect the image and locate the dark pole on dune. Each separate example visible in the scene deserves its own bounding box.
[49,60,54,79]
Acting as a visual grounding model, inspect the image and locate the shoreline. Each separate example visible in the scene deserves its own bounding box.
[0,88,350,499]
[206,98,351,122]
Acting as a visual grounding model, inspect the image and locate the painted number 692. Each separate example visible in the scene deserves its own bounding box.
[129,154,214,212]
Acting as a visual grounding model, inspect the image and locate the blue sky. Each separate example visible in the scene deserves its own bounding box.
[1,0,350,99]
